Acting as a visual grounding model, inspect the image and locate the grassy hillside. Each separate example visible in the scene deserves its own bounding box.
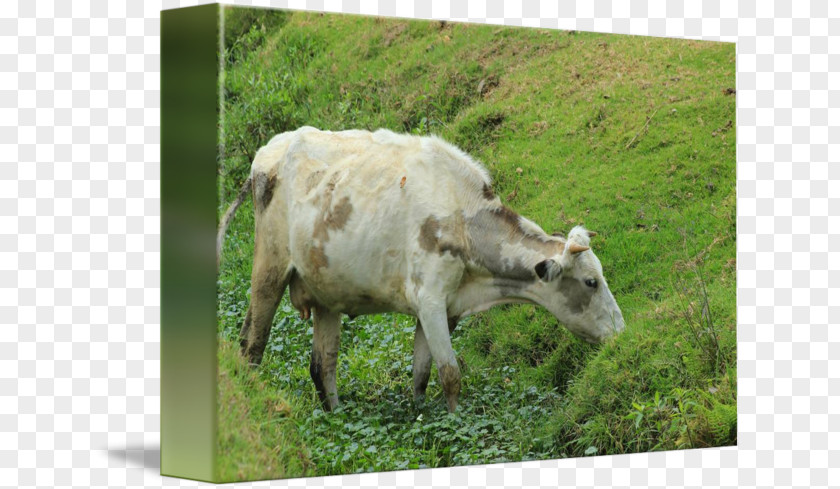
[216,340,313,481]
[216,7,736,479]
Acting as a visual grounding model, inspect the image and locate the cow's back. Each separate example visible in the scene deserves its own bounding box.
[254,128,493,316]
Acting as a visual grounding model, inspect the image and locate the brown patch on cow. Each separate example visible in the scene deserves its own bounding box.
[309,245,329,270]
[419,217,440,250]
[325,196,353,230]
[388,275,406,298]
[438,243,466,259]
[418,214,468,259]
[253,169,278,212]
[494,206,522,231]
[313,221,327,242]
[325,171,341,192]
[303,170,325,193]
[418,216,441,252]
[263,173,277,209]
[558,276,593,314]
[313,196,354,242]
[482,183,496,200]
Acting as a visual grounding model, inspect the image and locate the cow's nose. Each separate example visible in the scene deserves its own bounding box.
[593,332,611,344]
[595,319,624,343]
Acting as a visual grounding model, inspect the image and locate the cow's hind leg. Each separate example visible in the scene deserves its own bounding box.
[241,247,292,366]
[310,307,342,411]
[413,317,458,405]
[238,307,253,353]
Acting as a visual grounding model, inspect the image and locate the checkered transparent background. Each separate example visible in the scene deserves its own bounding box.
[1,0,837,487]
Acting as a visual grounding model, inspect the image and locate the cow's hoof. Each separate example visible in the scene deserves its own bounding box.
[318,393,340,412]
[326,397,340,412]
[445,399,458,414]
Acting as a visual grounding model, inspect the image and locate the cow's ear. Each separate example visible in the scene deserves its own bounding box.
[535,259,563,281]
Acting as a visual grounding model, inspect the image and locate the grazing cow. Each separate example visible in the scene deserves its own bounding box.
[217,127,625,413]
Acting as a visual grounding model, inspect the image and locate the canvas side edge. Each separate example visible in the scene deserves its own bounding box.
[160,3,220,483]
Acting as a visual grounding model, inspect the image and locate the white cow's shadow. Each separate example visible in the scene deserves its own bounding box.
[105,444,160,474]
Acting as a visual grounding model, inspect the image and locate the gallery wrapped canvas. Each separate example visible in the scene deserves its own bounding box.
[161,4,736,483]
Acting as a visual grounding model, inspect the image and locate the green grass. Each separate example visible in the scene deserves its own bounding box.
[216,339,314,482]
[216,7,736,478]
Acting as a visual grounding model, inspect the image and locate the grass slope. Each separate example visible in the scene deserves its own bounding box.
[216,7,736,477]
[216,339,313,482]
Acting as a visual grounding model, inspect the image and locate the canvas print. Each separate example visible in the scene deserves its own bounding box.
[190,4,735,482]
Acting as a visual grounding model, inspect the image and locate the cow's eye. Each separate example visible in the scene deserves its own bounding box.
[585,279,598,289]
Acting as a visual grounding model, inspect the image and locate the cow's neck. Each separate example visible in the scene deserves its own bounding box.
[448,274,541,319]
[449,205,561,318]
[464,205,561,282]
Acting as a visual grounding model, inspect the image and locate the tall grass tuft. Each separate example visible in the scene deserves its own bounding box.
[673,248,726,376]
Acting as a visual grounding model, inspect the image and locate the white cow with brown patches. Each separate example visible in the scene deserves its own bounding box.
[217,127,625,413]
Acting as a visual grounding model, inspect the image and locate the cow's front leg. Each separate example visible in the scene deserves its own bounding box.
[310,307,342,411]
[417,307,461,413]
[413,318,432,404]
[413,317,458,405]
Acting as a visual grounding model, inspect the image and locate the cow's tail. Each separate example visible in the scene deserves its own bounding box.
[216,174,252,269]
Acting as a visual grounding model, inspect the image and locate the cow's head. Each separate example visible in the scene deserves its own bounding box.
[532,226,625,343]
